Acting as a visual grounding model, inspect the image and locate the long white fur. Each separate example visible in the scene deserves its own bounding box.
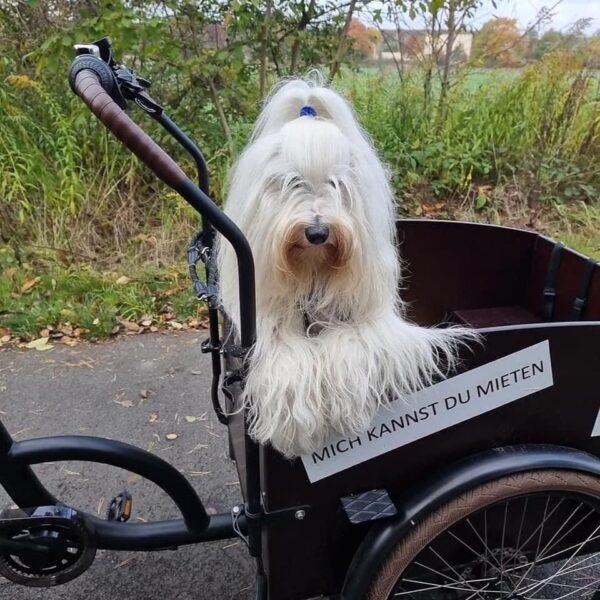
[217,78,476,458]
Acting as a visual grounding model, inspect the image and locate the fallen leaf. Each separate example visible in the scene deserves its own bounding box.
[113,394,134,408]
[0,327,9,337]
[35,344,54,352]
[21,277,41,293]
[0,335,11,344]
[184,413,207,424]
[25,337,52,350]
[140,389,149,400]
[40,328,50,338]
[59,324,74,336]
[149,326,158,333]
[169,321,183,330]
[165,433,178,440]
[149,412,159,423]
[115,276,131,285]
[114,557,135,569]
[120,320,140,333]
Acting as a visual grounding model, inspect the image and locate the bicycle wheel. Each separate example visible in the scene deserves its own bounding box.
[368,470,600,599]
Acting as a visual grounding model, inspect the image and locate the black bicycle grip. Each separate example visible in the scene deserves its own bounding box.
[71,67,187,190]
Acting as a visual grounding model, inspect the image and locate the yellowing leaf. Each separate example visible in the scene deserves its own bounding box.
[26,337,51,350]
[35,344,54,352]
[184,413,207,424]
[115,276,131,285]
[21,277,41,293]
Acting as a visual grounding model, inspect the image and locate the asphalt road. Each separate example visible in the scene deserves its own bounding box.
[0,331,255,600]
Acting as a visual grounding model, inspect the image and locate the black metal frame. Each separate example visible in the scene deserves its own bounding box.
[0,39,262,575]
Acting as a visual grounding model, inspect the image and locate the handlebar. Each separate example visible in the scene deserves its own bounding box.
[68,55,256,350]
[73,69,187,190]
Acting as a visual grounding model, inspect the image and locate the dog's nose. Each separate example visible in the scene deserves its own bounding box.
[305,225,330,245]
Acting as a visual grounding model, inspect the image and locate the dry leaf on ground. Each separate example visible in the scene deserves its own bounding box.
[113,394,134,408]
[184,414,207,424]
[119,320,140,333]
[25,337,53,351]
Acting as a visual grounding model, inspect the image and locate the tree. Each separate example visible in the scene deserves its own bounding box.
[347,17,381,58]
[472,17,527,67]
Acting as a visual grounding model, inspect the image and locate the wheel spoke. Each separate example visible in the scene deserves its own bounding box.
[396,577,501,595]
[519,521,600,597]
[426,545,490,600]
[466,516,505,573]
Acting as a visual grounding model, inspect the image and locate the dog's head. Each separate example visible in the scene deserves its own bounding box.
[222,79,399,322]
[266,117,357,284]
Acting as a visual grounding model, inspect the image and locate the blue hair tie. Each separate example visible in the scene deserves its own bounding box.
[299,105,317,117]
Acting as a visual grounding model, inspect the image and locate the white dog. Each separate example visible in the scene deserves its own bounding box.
[217,79,473,458]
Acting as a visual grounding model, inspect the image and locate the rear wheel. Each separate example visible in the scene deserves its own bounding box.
[368,470,600,599]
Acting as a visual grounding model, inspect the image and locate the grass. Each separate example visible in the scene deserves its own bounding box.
[0,246,207,342]
[550,203,600,259]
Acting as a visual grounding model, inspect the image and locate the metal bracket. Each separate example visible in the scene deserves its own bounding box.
[262,504,312,526]
[201,338,221,354]
[222,370,243,387]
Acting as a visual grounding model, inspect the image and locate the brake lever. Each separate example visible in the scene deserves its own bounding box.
[74,37,162,115]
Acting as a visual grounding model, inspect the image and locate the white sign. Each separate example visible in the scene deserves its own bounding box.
[302,340,553,483]
[590,408,600,437]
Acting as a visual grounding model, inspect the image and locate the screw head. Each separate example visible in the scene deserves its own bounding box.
[294,509,306,521]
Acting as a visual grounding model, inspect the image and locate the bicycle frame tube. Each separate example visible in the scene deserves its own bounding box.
[0,420,246,549]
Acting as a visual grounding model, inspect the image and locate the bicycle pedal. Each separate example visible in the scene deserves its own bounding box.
[106,491,132,523]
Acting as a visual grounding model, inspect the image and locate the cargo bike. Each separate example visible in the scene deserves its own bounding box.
[1,38,600,600]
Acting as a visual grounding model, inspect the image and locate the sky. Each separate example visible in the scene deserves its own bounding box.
[372,0,600,33]
[472,0,600,32]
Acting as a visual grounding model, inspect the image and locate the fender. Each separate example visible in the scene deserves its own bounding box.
[341,444,600,600]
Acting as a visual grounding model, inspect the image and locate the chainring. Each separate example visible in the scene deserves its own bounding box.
[0,506,96,587]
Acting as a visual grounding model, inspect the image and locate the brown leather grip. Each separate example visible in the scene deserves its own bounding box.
[74,70,187,189]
